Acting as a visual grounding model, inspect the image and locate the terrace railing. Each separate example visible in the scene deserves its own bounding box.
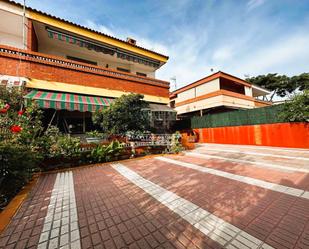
[0,45,169,88]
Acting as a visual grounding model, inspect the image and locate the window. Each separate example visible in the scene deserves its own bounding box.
[67,56,97,65]
[136,72,147,77]
[117,67,130,73]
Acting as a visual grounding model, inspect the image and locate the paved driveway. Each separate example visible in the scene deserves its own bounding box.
[1,143,309,249]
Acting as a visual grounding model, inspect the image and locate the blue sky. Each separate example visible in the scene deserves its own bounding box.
[18,0,309,90]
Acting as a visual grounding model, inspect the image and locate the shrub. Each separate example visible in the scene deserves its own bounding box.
[0,142,40,209]
[166,131,184,154]
[93,94,150,135]
[88,140,124,163]
[279,90,309,122]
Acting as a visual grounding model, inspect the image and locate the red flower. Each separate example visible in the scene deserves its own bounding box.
[18,110,25,116]
[0,104,10,114]
[10,125,22,133]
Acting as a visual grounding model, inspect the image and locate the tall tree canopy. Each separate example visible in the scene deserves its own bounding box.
[92,93,150,135]
[246,73,309,101]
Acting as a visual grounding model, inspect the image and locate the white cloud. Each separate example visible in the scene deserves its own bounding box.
[228,32,309,78]
[212,47,234,61]
[247,0,266,10]
[84,20,115,37]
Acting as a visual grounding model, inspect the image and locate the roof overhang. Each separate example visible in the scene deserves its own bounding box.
[252,84,271,97]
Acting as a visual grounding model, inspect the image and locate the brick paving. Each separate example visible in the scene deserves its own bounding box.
[0,144,308,249]
[161,155,309,192]
[195,145,309,170]
[122,155,309,249]
[0,174,56,249]
[73,164,220,249]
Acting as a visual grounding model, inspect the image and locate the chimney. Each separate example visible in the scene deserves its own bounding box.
[126,37,136,45]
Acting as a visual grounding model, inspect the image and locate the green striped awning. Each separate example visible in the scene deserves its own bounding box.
[24,89,113,112]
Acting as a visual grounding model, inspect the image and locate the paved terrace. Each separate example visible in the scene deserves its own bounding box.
[1,144,309,249]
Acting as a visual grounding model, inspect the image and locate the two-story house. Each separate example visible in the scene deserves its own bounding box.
[0,0,175,133]
[170,71,271,118]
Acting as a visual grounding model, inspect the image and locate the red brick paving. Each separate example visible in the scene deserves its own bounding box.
[0,174,56,249]
[123,157,309,249]
[198,144,309,158]
[172,154,309,191]
[73,165,223,249]
[195,147,309,169]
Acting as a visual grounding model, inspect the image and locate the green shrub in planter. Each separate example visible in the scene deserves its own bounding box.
[0,142,40,209]
[88,140,124,163]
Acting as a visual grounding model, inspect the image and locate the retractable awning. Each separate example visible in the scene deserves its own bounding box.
[24,89,113,112]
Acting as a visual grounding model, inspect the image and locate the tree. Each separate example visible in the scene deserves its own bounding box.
[279,90,309,122]
[246,73,309,101]
[92,94,150,134]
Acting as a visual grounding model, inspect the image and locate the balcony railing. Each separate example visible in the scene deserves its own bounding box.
[0,45,169,88]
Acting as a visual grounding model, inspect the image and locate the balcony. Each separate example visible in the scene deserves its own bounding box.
[0,45,170,100]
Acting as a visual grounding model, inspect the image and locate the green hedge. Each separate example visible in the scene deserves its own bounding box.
[176,104,285,129]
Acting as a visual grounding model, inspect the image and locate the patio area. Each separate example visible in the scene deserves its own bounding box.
[0,143,309,249]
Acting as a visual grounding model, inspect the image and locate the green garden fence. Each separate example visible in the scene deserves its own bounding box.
[175,104,285,130]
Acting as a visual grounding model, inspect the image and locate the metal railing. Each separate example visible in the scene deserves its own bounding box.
[83,133,174,149]
[0,45,169,88]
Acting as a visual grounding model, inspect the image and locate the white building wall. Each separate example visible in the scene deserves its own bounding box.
[0,5,26,49]
[195,79,220,97]
[175,95,255,115]
[0,32,23,49]
[176,88,196,103]
[245,86,253,97]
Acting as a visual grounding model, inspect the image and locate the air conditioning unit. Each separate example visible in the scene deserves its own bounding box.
[126,37,136,45]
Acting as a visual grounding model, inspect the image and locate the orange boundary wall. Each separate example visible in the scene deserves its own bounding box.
[193,122,309,149]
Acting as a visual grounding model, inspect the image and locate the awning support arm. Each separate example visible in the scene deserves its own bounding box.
[46,110,57,132]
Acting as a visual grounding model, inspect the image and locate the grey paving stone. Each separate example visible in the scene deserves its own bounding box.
[37,242,48,249]
[48,237,59,249]
[70,229,80,242]
[70,221,79,231]
[50,227,59,239]
[42,222,52,232]
[39,231,49,243]
[60,233,69,247]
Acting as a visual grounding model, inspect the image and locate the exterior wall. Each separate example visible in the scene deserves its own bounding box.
[244,86,253,97]
[194,122,309,149]
[254,99,272,107]
[177,88,195,103]
[0,32,23,49]
[176,96,223,114]
[0,6,25,49]
[175,79,220,103]
[196,79,220,97]
[221,95,255,108]
[37,42,155,78]
[175,90,255,114]
[0,46,170,101]
[27,19,38,51]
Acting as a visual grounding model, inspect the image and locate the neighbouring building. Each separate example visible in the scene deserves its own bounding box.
[0,0,176,133]
[170,71,272,119]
